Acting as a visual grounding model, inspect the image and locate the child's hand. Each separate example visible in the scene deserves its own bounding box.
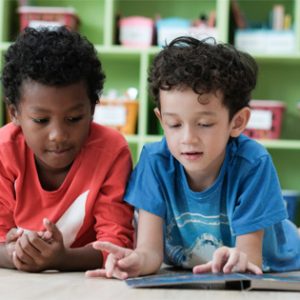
[86,241,143,280]
[5,228,24,263]
[37,227,53,242]
[192,246,262,275]
[13,218,66,272]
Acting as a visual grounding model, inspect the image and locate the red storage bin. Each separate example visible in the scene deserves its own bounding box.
[243,100,285,139]
[18,6,79,31]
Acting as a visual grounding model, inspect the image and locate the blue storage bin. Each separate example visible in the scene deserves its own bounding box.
[156,17,191,46]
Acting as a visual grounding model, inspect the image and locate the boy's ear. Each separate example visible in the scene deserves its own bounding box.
[7,104,20,126]
[154,107,164,133]
[154,107,162,122]
[230,106,251,138]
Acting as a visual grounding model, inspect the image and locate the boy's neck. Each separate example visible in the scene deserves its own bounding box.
[35,161,71,191]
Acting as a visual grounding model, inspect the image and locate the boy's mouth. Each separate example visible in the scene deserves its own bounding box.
[181,151,203,160]
[48,147,72,155]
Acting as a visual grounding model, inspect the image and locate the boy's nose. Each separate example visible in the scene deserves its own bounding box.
[182,126,197,144]
[48,124,68,142]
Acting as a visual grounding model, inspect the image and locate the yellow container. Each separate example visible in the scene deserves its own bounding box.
[94,99,139,135]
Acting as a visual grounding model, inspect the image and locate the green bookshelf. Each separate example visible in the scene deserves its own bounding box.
[1,0,300,200]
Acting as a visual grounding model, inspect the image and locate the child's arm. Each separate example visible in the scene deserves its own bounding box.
[193,230,263,274]
[12,218,103,272]
[86,210,164,279]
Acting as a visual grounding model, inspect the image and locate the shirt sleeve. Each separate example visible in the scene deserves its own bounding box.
[124,147,166,218]
[230,154,288,236]
[0,159,16,243]
[92,145,134,263]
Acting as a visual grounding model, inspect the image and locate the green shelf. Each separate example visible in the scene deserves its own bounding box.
[259,139,300,150]
[0,0,300,192]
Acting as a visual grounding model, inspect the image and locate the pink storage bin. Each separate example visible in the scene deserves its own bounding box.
[243,100,286,139]
[18,6,79,31]
[119,16,154,47]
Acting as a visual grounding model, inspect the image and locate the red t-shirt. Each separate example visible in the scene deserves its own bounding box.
[0,122,134,254]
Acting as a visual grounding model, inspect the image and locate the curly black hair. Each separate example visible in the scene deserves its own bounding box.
[148,36,258,120]
[1,26,105,107]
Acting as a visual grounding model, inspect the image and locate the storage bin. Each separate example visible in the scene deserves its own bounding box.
[93,99,139,134]
[188,26,218,41]
[119,16,154,47]
[18,6,79,31]
[156,18,191,47]
[234,29,296,54]
[243,100,285,139]
[282,190,300,223]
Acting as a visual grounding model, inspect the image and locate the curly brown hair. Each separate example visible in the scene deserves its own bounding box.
[148,36,258,120]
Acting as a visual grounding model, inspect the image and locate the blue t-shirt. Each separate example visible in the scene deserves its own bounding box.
[125,135,300,272]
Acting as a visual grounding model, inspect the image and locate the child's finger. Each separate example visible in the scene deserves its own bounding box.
[85,267,128,280]
[6,228,23,242]
[13,240,36,265]
[112,268,129,280]
[37,230,52,241]
[12,251,24,269]
[105,254,118,277]
[222,250,241,273]
[193,261,212,273]
[246,262,263,275]
[93,241,126,259]
[211,247,230,273]
[43,218,61,241]
[85,268,108,278]
[43,231,53,241]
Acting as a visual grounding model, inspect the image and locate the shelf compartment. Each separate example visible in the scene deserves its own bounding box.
[113,0,218,47]
[23,0,106,45]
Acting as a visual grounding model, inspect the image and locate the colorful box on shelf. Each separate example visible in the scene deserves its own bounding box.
[119,16,154,47]
[188,26,218,41]
[234,29,295,54]
[93,99,139,135]
[156,18,217,47]
[18,6,79,31]
[282,190,300,223]
[243,100,285,139]
[156,18,191,47]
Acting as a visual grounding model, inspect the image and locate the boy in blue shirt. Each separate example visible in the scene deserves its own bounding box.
[86,36,300,279]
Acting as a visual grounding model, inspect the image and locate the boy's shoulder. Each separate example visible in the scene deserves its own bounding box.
[0,122,23,146]
[141,137,175,170]
[143,137,170,157]
[0,123,25,169]
[230,134,269,163]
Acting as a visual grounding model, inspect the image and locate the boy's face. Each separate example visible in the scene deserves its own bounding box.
[156,88,249,190]
[9,80,93,175]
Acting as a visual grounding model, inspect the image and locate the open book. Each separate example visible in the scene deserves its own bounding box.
[126,271,300,291]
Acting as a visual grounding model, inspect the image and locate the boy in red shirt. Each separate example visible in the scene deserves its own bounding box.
[0,27,134,272]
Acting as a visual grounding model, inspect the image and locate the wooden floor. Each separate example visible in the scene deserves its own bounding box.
[0,268,300,300]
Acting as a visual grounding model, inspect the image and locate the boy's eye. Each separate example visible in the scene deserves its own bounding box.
[32,118,48,124]
[198,123,213,128]
[168,124,181,128]
[66,116,83,122]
